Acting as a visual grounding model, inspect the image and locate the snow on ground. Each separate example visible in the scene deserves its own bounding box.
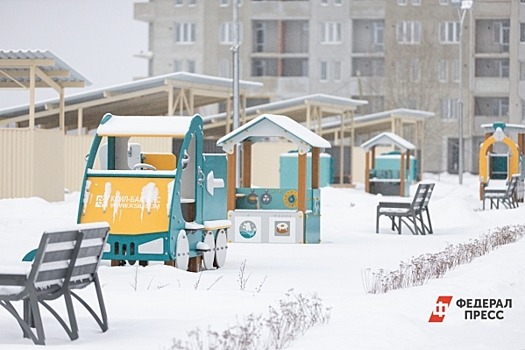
[0,172,524,349]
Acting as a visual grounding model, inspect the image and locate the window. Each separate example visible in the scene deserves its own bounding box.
[521,23,525,42]
[397,0,407,5]
[174,0,183,6]
[321,22,342,44]
[520,61,525,80]
[188,0,196,5]
[439,22,460,43]
[176,22,196,43]
[452,59,460,82]
[439,0,449,4]
[441,98,459,119]
[251,58,277,77]
[521,100,525,124]
[333,61,341,81]
[494,21,510,51]
[396,59,420,82]
[282,58,308,76]
[220,0,229,6]
[475,58,509,78]
[410,59,420,82]
[254,22,266,52]
[334,0,342,5]
[319,61,328,81]
[219,59,229,78]
[321,0,328,5]
[352,58,384,77]
[438,59,448,82]
[220,22,242,44]
[411,0,421,5]
[474,97,509,117]
[373,22,384,47]
[396,21,421,44]
[174,60,183,72]
[187,60,196,73]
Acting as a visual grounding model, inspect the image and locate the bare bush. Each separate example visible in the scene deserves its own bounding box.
[171,289,331,350]
[362,224,525,294]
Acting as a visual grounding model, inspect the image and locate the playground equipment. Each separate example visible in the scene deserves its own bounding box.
[216,114,331,244]
[279,151,333,188]
[479,122,525,199]
[361,132,417,197]
[77,114,230,272]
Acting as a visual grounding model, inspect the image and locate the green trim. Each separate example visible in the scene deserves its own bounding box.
[100,113,113,124]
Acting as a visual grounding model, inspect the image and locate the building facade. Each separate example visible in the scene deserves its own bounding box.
[134,0,524,174]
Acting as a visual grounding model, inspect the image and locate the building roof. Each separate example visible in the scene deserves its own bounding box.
[204,93,366,123]
[0,50,90,88]
[0,71,262,130]
[246,93,368,114]
[217,114,331,154]
[360,132,416,151]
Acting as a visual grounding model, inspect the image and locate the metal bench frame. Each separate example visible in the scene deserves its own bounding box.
[0,222,109,345]
[376,183,435,235]
[482,174,520,210]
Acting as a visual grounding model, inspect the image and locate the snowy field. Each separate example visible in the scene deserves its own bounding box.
[0,172,524,349]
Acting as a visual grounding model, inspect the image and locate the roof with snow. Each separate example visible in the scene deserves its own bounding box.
[217,114,331,154]
[96,114,199,138]
[0,50,90,88]
[0,71,262,131]
[360,132,416,151]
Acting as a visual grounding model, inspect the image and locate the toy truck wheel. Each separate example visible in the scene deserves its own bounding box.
[214,229,228,268]
[202,231,216,270]
[175,230,189,270]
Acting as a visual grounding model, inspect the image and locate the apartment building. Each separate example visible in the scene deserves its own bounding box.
[134,0,523,174]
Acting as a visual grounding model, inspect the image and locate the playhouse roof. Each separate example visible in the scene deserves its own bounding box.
[480,122,525,132]
[360,132,415,151]
[216,114,331,154]
[96,114,200,138]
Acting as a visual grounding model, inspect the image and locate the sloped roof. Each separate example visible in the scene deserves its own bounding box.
[360,132,415,151]
[0,71,262,130]
[217,114,331,154]
[247,93,368,113]
[203,93,367,125]
[0,50,90,88]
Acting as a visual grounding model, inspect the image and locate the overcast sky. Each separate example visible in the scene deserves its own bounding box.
[0,0,148,109]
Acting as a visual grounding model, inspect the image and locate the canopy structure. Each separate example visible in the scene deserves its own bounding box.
[217,113,331,154]
[360,132,416,152]
[218,114,331,213]
[0,50,90,130]
[0,71,262,133]
[360,132,418,197]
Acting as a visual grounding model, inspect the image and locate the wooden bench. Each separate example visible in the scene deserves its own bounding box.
[482,174,520,210]
[376,183,435,235]
[0,222,109,345]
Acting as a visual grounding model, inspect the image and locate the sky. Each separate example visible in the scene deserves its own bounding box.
[0,0,148,109]
[0,172,524,349]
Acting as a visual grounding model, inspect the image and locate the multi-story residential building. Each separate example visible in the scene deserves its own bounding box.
[134,0,523,175]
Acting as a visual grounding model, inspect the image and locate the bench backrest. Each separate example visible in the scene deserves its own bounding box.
[27,230,84,294]
[506,174,520,196]
[26,223,110,294]
[70,223,110,290]
[411,183,434,212]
